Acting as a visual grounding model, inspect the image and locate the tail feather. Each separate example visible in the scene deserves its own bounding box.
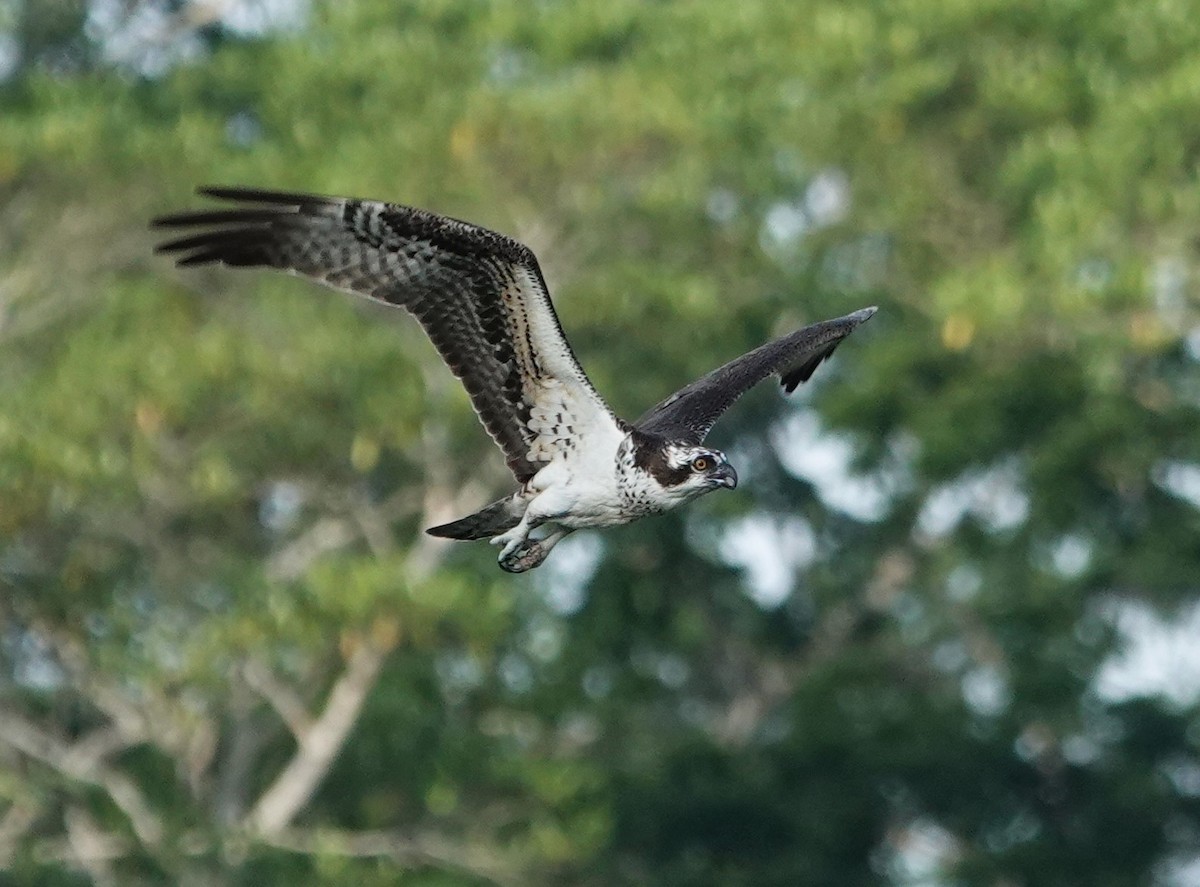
[425,496,525,541]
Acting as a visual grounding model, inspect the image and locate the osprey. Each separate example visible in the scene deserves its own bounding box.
[154,188,876,572]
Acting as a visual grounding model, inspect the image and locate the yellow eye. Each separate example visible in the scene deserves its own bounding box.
[691,456,711,472]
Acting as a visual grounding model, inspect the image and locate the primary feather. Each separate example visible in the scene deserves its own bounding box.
[155,186,621,484]
[634,307,877,443]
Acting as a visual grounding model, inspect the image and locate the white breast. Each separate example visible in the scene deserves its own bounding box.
[523,422,632,530]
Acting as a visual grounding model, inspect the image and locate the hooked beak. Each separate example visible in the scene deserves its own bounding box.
[712,463,738,490]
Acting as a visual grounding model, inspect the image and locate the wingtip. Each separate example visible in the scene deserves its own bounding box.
[197,184,338,206]
[197,185,253,202]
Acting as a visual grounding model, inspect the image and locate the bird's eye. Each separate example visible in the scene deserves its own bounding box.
[691,456,711,472]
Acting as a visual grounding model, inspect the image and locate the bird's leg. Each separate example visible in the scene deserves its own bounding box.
[491,478,571,571]
[497,527,573,574]
[490,511,538,563]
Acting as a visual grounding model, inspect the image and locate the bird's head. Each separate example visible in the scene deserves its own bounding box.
[619,431,739,511]
[663,443,738,493]
[622,435,738,506]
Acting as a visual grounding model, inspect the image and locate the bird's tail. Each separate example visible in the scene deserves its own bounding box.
[425,495,525,541]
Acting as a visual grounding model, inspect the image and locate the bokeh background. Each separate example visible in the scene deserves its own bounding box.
[3,0,1200,884]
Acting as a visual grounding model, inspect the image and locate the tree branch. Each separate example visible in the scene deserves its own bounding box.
[0,799,43,867]
[211,680,278,826]
[242,659,314,741]
[40,625,222,807]
[267,516,357,583]
[0,711,163,850]
[260,827,522,887]
[64,806,118,887]
[240,397,487,840]
[29,833,129,867]
[26,822,523,886]
[245,640,387,836]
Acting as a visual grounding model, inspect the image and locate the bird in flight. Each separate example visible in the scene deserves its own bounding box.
[154,188,875,572]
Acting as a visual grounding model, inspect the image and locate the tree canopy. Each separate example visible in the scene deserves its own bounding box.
[2,0,1199,884]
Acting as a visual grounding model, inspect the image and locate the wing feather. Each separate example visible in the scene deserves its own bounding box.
[154,187,622,482]
[634,307,876,443]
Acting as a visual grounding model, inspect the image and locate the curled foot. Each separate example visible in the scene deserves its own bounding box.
[498,540,553,573]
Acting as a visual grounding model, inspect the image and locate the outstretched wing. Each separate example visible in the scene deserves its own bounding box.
[154,187,624,483]
[634,307,876,443]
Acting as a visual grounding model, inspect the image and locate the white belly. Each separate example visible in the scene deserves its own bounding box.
[523,433,648,530]
[525,463,636,529]
[521,429,684,531]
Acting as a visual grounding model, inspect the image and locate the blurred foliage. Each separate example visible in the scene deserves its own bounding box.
[2,0,1200,884]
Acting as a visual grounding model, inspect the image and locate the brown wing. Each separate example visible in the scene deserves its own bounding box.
[154,187,622,483]
[634,307,877,443]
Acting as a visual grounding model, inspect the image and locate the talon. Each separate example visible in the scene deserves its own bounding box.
[497,537,525,561]
[498,540,551,573]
